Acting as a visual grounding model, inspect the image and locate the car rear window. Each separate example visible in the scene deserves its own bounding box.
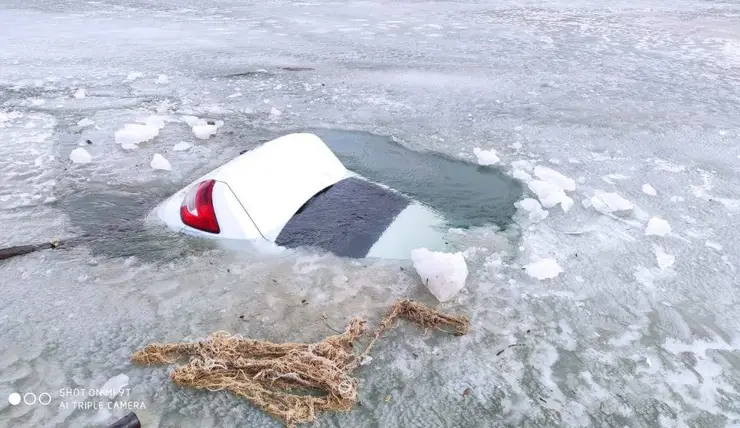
[275,178,410,258]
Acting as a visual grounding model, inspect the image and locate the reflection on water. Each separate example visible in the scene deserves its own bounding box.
[309,129,523,230]
[58,184,215,261]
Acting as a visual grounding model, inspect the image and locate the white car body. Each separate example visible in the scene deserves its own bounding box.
[152,133,449,259]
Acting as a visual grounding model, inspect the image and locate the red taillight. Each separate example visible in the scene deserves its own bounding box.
[180,179,220,234]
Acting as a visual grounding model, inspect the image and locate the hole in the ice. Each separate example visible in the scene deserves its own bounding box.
[306,128,524,230]
[56,129,523,261]
[58,186,214,261]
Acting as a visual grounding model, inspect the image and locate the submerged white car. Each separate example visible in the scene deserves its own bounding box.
[152,133,450,259]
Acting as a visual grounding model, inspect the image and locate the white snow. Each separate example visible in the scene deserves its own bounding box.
[125,72,143,81]
[705,241,723,251]
[645,217,671,237]
[590,191,634,216]
[99,374,129,399]
[534,165,576,191]
[525,258,563,280]
[172,141,193,152]
[77,118,95,127]
[73,88,86,99]
[270,107,282,117]
[654,245,675,270]
[193,124,218,139]
[642,184,657,196]
[516,198,549,222]
[410,248,468,302]
[69,148,91,164]
[156,74,169,84]
[150,154,171,171]
[473,147,500,165]
[528,180,574,212]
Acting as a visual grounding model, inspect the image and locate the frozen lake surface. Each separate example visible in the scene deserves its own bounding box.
[1,0,740,427]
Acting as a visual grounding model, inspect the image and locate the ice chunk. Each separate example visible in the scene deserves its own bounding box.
[69,148,91,164]
[270,107,282,117]
[172,141,192,152]
[654,245,675,270]
[705,241,722,251]
[156,74,169,84]
[642,184,657,196]
[126,72,143,81]
[77,118,95,127]
[360,356,373,366]
[144,115,167,130]
[645,217,671,237]
[181,115,206,127]
[511,159,535,172]
[516,198,549,222]
[512,169,533,182]
[590,191,634,216]
[99,374,129,399]
[150,154,171,171]
[193,124,218,139]
[410,248,468,302]
[525,258,563,280]
[534,165,576,191]
[473,147,500,165]
[114,123,160,148]
[73,89,86,99]
[528,180,574,212]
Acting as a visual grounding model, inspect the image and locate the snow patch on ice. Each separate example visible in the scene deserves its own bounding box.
[473,147,500,165]
[69,148,91,164]
[73,88,86,99]
[410,248,468,302]
[156,74,169,84]
[601,173,629,185]
[642,183,657,196]
[524,258,563,280]
[125,72,144,81]
[646,217,671,237]
[172,141,192,152]
[77,118,95,127]
[705,241,722,251]
[150,154,171,171]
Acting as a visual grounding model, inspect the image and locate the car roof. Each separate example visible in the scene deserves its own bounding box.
[206,133,350,240]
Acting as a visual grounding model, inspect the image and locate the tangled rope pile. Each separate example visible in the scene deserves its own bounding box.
[131,299,469,427]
